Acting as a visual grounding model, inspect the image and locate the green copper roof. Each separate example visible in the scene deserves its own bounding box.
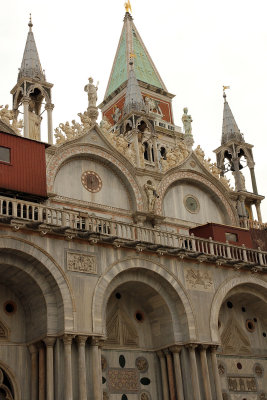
[106,29,127,97]
[132,28,163,89]
[105,17,165,98]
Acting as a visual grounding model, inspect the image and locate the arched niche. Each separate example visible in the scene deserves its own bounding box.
[210,276,267,343]
[53,155,132,211]
[92,258,197,342]
[0,237,75,336]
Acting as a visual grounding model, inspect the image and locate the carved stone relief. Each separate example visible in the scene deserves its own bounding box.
[228,376,257,392]
[184,268,214,291]
[66,251,97,274]
[135,357,148,373]
[0,320,8,339]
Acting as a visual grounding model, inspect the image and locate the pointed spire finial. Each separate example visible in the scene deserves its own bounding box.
[28,13,33,31]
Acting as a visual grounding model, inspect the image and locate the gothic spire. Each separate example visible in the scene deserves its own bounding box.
[104,10,167,99]
[221,91,244,145]
[18,15,46,82]
[123,60,145,115]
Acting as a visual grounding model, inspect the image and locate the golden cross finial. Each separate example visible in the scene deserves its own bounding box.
[124,0,132,14]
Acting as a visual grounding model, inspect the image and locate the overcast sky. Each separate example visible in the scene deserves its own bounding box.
[1,0,267,222]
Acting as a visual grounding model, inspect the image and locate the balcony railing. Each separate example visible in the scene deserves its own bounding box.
[0,196,266,268]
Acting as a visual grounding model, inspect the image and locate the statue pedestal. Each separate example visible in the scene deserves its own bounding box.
[87,106,99,123]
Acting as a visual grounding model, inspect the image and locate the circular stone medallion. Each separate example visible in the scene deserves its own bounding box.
[136,357,148,373]
[140,391,151,400]
[184,195,200,214]
[81,171,102,193]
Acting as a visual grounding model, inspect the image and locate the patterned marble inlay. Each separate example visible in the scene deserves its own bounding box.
[108,368,140,393]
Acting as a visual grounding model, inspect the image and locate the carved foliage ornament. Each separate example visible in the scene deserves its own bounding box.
[161,141,189,172]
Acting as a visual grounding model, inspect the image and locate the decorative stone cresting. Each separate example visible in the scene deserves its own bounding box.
[46,144,143,211]
[155,170,236,224]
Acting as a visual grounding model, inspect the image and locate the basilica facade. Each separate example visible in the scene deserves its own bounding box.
[0,8,266,400]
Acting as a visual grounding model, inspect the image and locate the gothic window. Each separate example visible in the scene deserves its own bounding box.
[160,147,166,160]
[144,142,149,161]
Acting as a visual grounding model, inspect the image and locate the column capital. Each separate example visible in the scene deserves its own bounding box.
[28,343,38,354]
[156,350,165,359]
[163,349,171,357]
[76,335,88,345]
[186,343,199,350]
[22,96,31,104]
[43,337,56,347]
[45,103,54,111]
[62,334,74,345]
[169,345,183,354]
[199,344,210,351]
[90,336,103,346]
[210,344,219,352]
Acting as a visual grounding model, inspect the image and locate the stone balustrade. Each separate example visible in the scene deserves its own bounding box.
[0,195,266,268]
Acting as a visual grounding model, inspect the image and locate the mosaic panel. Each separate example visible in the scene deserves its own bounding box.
[228,376,257,392]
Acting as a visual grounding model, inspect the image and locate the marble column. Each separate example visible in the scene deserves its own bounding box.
[157,351,170,400]
[91,337,102,400]
[63,335,74,400]
[199,345,212,400]
[22,96,30,138]
[45,103,54,145]
[38,342,46,400]
[165,350,176,400]
[28,344,38,400]
[170,346,184,400]
[44,337,56,400]
[255,201,262,223]
[77,336,88,400]
[210,346,223,400]
[187,344,201,400]
[249,166,258,195]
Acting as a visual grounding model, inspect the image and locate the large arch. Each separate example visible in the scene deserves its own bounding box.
[155,170,237,224]
[92,257,198,341]
[0,236,76,333]
[46,142,144,212]
[210,275,267,342]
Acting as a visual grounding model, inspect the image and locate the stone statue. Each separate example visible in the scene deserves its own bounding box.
[232,170,246,191]
[54,128,66,144]
[0,104,14,126]
[112,106,122,123]
[78,111,92,130]
[84,77,98,108]
[182,107,193,135]
[144,180,158,211]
